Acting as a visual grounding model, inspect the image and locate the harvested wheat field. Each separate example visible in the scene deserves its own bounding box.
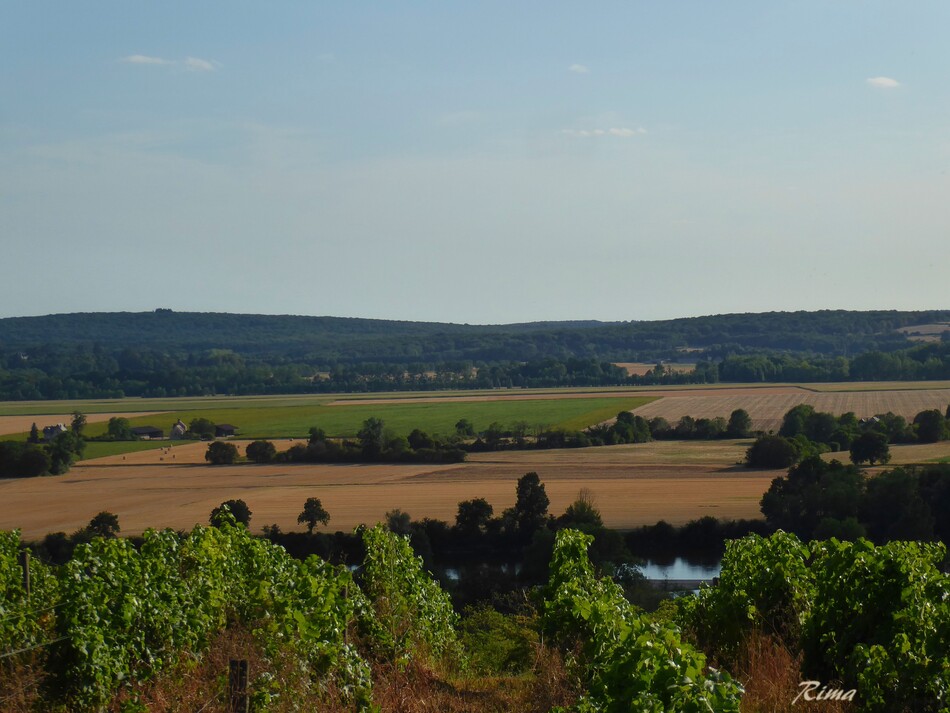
[632,387,950,432]
[0,440,775,539]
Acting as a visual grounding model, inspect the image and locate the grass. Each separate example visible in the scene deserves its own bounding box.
[79,396,656,441]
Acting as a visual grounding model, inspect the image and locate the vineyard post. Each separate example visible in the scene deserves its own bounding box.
[20,550,30,600]
[228,659,249,713]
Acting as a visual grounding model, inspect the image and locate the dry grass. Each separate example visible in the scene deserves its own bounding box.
[612,362,695,376]
[734,631,853,713]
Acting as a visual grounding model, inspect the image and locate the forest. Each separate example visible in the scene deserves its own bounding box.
[0,308,948,399]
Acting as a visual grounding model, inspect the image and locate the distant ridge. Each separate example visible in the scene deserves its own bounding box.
[0,309,947,363]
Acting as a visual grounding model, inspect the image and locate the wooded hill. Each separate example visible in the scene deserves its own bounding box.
[2,309,947,363]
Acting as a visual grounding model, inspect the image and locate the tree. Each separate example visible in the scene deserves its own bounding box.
[297,497,330,534]
[71,411,87,437]
[189,418,216,439]
[308,426,327,444]
[246,440,277,463]
[107,417,134,441]
[48,431,85,475]
[849,431,891,466]
[88,511,120,539]
[559,488,603,528]
[211,499,251,527]
[407,429,434,451]
[357,417,385,458]
[726,409,753,438]
[205,441,239,465]
[385,508,412,535]
[514,471,549,535]
[914,409,949,443]
[455,419,475,437]
[455,498,494,536]
[745,435,800,469]
[28,422,40,444]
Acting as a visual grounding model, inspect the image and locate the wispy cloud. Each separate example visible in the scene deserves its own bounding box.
[866,76,900,89]
[561,127,646,138]
[120,55,219,72]
[121,54,173,66]
[568,63,589,74]
[184,57,217,72]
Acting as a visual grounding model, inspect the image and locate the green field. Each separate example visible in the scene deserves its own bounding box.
[80,396,655,442]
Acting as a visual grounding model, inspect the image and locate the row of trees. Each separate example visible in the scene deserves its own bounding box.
[745,403,950,468]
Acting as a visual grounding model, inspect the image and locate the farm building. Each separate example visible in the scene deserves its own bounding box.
[130,426,164,440]
[215,424,238,437]
[170,420,187,439]
[42,424,68,441]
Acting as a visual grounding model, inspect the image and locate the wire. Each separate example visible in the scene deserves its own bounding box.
[0,602,63,625]
[0,636,69,661]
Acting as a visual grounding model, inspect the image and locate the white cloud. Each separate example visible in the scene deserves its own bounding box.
[121,54,172,65]
[184,57,217,72]
[568,64,589,74]
[562,127,646,138]
[120,55,219,72]
[866,76,900,89]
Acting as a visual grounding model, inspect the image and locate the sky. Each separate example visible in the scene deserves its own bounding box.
[2,1,949,324]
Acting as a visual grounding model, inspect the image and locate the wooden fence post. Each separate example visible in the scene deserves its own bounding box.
[20,550,30,600]
[228,659,249,713]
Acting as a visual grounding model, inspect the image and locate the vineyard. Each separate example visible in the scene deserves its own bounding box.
[2,524,949,711]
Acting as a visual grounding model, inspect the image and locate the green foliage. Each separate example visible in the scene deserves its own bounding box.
[459,604,537,675]
[803,539,950,712]
[359,524,460,665]
[0,530,60,656]
[204,440,238,465]
[542,529,743,712]
[849,430,891,465]
[210,499,251,527]
[745,434,800,469]
[188,417,216,438]
[297,497,330,534]
[107,417,134,441]
[53,521,371,709]
[684,532,816,660]
[679,532,950,713]
[245,439,277,463]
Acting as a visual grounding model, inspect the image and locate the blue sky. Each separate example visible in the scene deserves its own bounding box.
[2,2,948,323]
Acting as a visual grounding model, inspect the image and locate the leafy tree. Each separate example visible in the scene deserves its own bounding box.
[455,419,475,437]
[559,488,603,528]
[48,431,85,474]
[455,498,494,536]
[87,511,120,539]
[914,409,949,443]
[514,472,549,535]
[385,508,412,535]
[28,422,40,444]
[861,469,935,541]
[407,429,434,451]
[745,435,800,469]
[849,431,891,466]
[245,440,277,463]
[483,422,506,448]
[71,411,87,437]
[107,417,134,441]
[760,457,865,539]
[205,441,238,465]
[189,417,216,439]
[357,417,385,458]
[308,426,327,444]
[210,499,251,527]
[297,497,330,534]
[726,409,752,438]
[779,404,815,438]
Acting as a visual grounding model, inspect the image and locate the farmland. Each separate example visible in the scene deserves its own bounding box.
[1,381,949,539]
[630,385,950,432]
[0,439,774,539]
